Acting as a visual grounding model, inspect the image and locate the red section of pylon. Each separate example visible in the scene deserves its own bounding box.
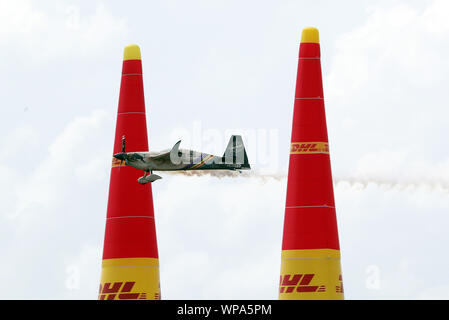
[282,41,340,251]
[102,57,159,260]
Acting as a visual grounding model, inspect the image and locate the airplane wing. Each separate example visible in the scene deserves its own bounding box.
[149,140,181,163]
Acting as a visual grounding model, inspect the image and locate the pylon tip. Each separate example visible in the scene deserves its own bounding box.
[301,27,319,44]
[123,44,141,61]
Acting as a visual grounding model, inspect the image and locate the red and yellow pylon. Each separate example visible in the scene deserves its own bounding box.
[279,27,344,300]
[99,44,161,300]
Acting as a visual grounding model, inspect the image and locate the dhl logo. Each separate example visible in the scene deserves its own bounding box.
[290,142,329,154]
[99,281,159,300]
[112,157,126,167]
[279,274,326,293]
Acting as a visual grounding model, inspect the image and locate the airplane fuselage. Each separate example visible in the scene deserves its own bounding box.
[123,149,245,172]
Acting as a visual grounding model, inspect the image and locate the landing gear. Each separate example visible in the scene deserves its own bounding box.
[138,171,162,184]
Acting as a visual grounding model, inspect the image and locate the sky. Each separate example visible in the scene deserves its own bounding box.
[0,0,448,299]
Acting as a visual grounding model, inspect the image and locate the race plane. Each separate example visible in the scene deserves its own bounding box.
[113,135,251,184]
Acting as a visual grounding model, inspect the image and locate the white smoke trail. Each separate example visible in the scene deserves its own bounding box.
[164,170,449,193]
[165,170,281,180]
[333,177,449,193]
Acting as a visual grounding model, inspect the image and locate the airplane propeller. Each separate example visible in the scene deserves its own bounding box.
[113,135,128,168]
[113,135,144,163]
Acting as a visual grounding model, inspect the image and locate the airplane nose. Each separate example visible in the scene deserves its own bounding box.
[114,153,126,161]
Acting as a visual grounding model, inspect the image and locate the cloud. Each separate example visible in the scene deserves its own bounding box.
[416,284,449,300]
[324,0,449,182]
[0,123,40,159]
[335,175,449,299]
[10,109,112,224]
[155,175,285,299]
[62,244,103,299]
[0,109,112,299]
[321,0,449,299]
[326,0,449,97]
[0,0,127,65]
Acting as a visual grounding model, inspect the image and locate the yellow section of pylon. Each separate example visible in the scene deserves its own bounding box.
[279,249,344,300]
[99,258,160,300]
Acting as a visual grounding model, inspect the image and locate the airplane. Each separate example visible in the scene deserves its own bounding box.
[113,135,251,184]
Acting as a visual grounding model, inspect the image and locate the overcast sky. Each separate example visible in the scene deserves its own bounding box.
[0,0,448,299]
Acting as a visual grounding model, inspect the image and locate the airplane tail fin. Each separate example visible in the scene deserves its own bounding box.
[223,135,251,169]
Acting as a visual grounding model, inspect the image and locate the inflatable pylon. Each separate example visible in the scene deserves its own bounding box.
[99,44,161,300]
[279,27,344,300]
